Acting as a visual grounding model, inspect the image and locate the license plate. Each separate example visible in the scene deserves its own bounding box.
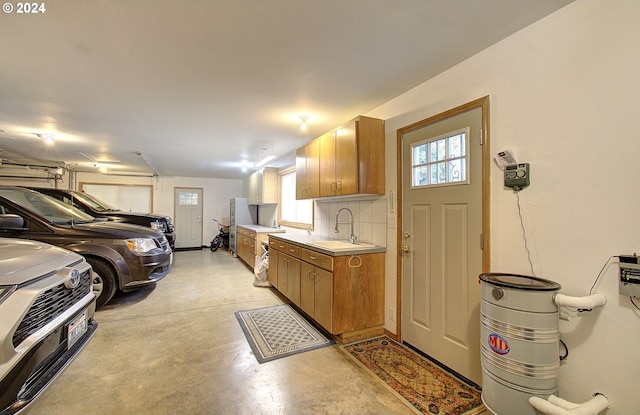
[67,311,87,349]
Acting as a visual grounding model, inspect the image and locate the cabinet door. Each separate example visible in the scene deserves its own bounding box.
[268,249,279,288]
[300,262,315,317]
[319,124,357,196]
[262,168,279,204]
[334,120,358,195]
[296,140,320,200]
[242,236,251,264]
[249,236,256,258]
[356,116,385,195]
[305,139,320,199]
[277,251,288,295]
[237,231,245,260]
[286,255,301,306]
[295,146,307,200]
[250,171,260,204]
[314,267,333,332]
[319,131,336,197]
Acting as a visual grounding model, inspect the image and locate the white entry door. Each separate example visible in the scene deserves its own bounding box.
[174,188,203,249]
[401,104,484,385]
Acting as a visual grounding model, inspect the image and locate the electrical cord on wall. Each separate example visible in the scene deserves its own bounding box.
[631,297,640,311]
[515,190,536,276]
[589,255,617,295]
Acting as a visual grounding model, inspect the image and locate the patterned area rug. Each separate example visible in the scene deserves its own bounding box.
[342,336,484,415]
[235,304,334,363]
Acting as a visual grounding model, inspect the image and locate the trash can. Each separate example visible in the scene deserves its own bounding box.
[479,273,562,415]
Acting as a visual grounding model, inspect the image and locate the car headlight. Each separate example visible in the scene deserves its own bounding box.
[150,221,167,232]
[125,238,157,253]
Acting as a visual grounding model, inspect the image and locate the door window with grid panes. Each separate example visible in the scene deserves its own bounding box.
[411,127,470,188]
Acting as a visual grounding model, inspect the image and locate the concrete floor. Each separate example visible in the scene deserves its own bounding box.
[26,249,422,415]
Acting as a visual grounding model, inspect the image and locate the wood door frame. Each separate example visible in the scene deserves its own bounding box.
[392,96,491,341]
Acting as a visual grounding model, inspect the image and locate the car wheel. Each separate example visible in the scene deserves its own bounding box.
[87,258,117,308]
[210,236,221,252]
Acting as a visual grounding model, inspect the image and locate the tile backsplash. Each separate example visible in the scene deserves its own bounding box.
[313,197,387,247]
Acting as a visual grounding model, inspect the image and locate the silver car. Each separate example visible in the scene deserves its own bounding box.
[0,238,98,415]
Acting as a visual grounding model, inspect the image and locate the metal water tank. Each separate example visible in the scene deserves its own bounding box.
[479,273,562,415]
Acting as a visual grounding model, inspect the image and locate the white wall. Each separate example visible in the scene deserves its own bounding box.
[4,172,245,245]
[314,197,388,247]
[368,0,639,412]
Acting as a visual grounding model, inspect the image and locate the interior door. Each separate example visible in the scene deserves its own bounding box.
[401,104,484,385]
[174,187,203,249]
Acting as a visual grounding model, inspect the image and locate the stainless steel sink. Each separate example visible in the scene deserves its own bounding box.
[308,240,376,251]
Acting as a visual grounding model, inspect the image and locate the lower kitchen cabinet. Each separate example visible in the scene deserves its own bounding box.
[269,235,384,343]
[268,248,279,287]
[300,262,333,332]
[237,226,272,270]
[283,252,301,305]
[331,254,384,339]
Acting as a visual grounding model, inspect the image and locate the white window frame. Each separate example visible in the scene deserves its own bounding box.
[410,127,470,189]
[278,167,313,229]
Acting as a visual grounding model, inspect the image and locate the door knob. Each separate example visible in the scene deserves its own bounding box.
[400,245,410,254]
[403,231,411,239]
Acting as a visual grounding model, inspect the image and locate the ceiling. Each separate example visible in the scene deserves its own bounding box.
[0,0,573,179]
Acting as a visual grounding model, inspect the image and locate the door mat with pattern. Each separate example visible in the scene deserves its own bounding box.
[342,336,484,415]
[235,304,334,363]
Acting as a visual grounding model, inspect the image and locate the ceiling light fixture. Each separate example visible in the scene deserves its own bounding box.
[37,133,54,145]
[253,143,275,168]
[299,115,309,131]
[253,155,275,169]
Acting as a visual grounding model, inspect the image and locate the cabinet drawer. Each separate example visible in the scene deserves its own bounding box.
[286,243,302,259]
[301,248,334,271]
[270,238,288,252]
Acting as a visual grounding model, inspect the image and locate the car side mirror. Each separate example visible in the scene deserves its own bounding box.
[0,214,28,231]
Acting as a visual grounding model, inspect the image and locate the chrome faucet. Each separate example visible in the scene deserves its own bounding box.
[334,207,357,244]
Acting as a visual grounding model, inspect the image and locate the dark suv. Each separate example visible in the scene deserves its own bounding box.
[0,187,173,308]
[0,238,98,415]
[26,187,176,250]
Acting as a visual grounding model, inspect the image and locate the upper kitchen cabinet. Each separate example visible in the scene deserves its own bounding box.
[245,167,278,205]
[301,115,384,199]
[295,138,320,200]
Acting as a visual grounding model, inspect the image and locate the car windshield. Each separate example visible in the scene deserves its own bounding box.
[0,188,97,224]
[72,192,119,213]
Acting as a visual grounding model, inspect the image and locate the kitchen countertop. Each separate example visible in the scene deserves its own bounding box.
[269,233,386,256]
[237,224,286,233]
